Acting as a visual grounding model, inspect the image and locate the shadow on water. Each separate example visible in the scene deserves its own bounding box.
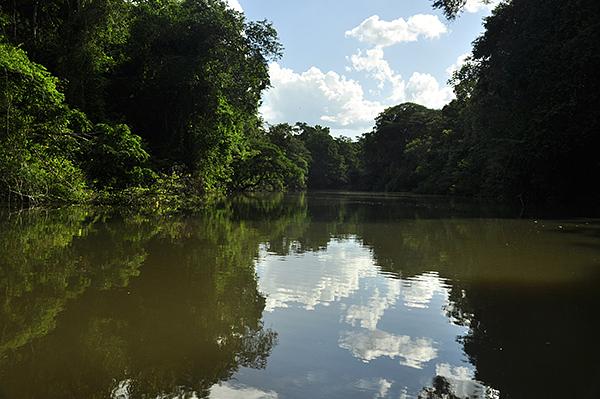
[1,192,599,398]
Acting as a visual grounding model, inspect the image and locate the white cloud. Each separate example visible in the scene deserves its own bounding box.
[348,47,405,99]
[405,72,455,110]
[261,59,457,135]
[464,0,502,14]
[224,0,243,12]
[348,48,455,108]
[345,14,447,48]
[261,63,383,134]
[261,19,471,135]
[342,13,462,111]
[339,329,438,369]
[210,382,278,399]
[446,52,471,77]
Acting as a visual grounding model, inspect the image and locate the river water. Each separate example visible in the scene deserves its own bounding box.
[1,193,599,398]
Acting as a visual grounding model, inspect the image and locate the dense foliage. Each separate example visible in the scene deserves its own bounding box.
[0,41,90,204]
[240,0,600,205]
[1,0,599,208]
[0,0,284,207]
[362,0,600,204]
[0,205,278,397]
[268,0,600,206]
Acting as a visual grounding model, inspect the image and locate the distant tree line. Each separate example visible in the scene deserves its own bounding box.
[1,0,598,208]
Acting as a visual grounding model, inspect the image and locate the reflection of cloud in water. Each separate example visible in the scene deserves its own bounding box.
[354,378,393,398]
[256,239,376,311]
[402,272,447,309]
[434,364,500,399]
[257,237,450,320]
[346,279,401,330]
[339,329,438,369]
[111,380,278,399]
[210,382,278,399]
[345,272,449,331]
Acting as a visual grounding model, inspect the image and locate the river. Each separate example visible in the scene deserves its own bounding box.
[1,192,599,398]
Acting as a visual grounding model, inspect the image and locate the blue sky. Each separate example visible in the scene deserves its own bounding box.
[227,0,497,137]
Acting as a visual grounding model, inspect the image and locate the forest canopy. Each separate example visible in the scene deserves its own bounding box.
[1,0,598,208]
[0,0,283,207]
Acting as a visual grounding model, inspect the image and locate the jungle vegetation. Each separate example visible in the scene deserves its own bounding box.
[0,0,598,209]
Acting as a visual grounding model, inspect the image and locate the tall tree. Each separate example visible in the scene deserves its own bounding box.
[108,0,282,190]
[454,0,600,202]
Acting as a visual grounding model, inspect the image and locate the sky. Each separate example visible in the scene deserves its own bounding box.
[226,0,498,137]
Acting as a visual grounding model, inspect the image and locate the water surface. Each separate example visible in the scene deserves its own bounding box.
[1,193,599,398]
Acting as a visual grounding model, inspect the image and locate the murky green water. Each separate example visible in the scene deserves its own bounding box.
[1,193,599,399]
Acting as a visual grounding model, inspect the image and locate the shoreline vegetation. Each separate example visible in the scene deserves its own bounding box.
[1,0,599,214]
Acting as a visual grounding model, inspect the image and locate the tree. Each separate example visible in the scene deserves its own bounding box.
[0,40,89,204]
[0,0,133,119]
[361,103,445,192]
[298,123,348,189]
[266,123,311,188]
[452,0,600,202]
[0,0,286,203]
[431,0,495,19]
[108,0,282,191]
[79,123,156,189]
[231,138,304,191]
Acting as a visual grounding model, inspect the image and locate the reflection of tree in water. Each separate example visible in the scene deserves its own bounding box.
[448,280,600,399]
[363,216,600,398]
[252,194,600,398]
[0,207,279,399]
[418,376,460,399]
[229,192,313,255]
[3,194,600,398]
[0,208,149,361]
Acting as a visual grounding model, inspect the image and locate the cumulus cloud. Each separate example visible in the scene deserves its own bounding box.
[463,0,503,14]
[345,14,447,48]
[405,72,455,110]
[348,48,454,108]
[260,63,384,134]
[446,52,471,77]
[224,0,243,12]
[261,59,458,135]
[348,47,405,99]
[260,12,466,135]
